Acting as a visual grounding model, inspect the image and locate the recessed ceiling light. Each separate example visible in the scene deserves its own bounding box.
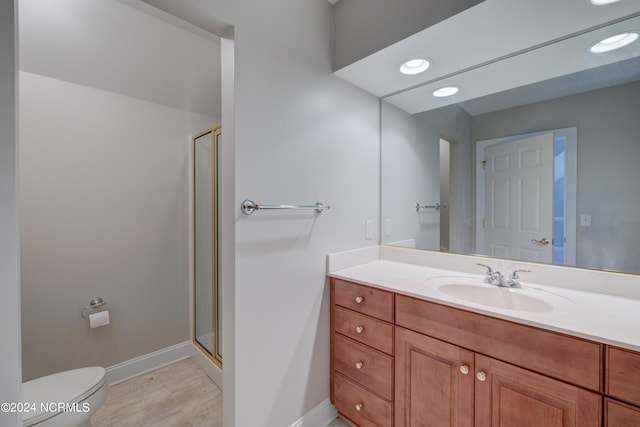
[590,32,639,53]
[590,0,621,5]
[400,58,430,75]
[433,86,459,97]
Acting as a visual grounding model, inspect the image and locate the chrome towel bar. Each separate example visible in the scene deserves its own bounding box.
[416,202,441,212]
[241,199,331,215]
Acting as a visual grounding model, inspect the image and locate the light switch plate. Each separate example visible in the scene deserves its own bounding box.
[384,218,392,237]
[365,219,373,240]
[580,213,592,227]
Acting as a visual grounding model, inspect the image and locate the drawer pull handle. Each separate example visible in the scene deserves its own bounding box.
[355,326,364,334]
[476,371,487,382]
[459,364,469,375]
[355,403,363,412]
[355,296,364,304]
[355,361,364,369]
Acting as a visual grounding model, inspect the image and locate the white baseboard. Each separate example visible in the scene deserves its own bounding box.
[290,398,337,427]
[191,342,223,390]
[105,341,195,385]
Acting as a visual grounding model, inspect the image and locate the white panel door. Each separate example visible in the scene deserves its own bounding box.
[483,133,554,262]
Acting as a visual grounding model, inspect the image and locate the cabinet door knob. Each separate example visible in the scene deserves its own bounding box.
[459,364,469,375]
[355,296,364,304]
[476,371,487,382]
[355,403,363,412]
[355,325,364,334]
[355,361,364,369]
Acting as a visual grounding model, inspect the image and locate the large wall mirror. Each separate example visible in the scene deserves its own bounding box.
[381,13,640,275]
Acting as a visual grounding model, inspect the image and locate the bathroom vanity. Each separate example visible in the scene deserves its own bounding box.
[328,247,640,427]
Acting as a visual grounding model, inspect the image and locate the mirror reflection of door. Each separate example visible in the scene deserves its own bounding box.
[193,125,222,366]
[479,133,554,262]
[476,127,578,265]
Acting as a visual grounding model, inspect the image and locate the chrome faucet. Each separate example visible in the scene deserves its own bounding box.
[476,263,505,286]
[507,269,531,288]
[476,263,531,288]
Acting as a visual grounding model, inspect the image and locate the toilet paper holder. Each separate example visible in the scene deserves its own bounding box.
[81,297,108,319]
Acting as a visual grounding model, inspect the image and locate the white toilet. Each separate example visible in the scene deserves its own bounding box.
[22,367,109,427]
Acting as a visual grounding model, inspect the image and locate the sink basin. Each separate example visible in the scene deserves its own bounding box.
[438,283,553,312]
[424,276,560,313]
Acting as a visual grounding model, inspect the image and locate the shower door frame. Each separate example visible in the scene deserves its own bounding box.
[191,124,222,367]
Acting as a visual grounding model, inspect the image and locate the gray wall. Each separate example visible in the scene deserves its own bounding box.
[19,72,214,380]
[382,101,473,253]
[13,1,382,425]
[183,0,381,425]
[332,0,484,70]
[473,81,640,273]
[0,1,21,426]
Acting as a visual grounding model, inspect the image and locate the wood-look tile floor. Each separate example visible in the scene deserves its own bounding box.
[90,358,222,427]
[90,356,350,426]
[326,416,352,427]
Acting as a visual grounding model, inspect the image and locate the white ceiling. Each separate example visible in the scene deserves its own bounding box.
[18,0,221,118]
[335,0,640,99]
[385,14,640,115]
[18,0,639,120]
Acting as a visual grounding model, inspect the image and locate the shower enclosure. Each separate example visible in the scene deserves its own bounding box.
[192,125,222,366]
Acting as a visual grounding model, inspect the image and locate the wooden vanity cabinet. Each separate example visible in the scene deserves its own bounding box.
[331,279,395,427]
[394,327,474,426]
[473,354,601,427]
[331,279,607,427]
[605,399,640,426]
[605,346,640,426]
[395,295,603,392]
[395,326,600,427]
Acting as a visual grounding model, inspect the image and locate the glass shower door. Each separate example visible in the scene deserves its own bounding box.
[193,125,222,366]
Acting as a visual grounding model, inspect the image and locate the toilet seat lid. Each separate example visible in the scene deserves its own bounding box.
[22,366,106,425]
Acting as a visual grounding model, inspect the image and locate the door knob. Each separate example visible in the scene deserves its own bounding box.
[460,364,469,375]
[476,371,487,382]
[355,326,364,334]
[531,237,550,246]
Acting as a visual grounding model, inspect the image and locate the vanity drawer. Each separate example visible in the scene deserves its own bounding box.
[395,295,603,391]
[333,279,394,323]
[605,398,640,426]
[334,333,394,400]
[335,306,394,355]
[334,373,393,427]
[607,346,640,406]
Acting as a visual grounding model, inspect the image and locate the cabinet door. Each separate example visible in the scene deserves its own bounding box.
[475,354,602,427]
[395,327,474,427]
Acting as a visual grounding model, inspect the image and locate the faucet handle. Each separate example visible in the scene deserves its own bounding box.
[476,263,494,274]
[476,263,494,284]
[510,268,531,279]
[508,268,531,287]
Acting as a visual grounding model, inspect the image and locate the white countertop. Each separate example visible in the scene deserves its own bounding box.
[328,247,640,352]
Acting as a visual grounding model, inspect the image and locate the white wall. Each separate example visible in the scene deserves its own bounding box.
[19,72,216,380]
[381,101,474,253]
[381,101,440,250]
[12,0,380,424]
[0,1,21,426]
[179,0,380,425]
